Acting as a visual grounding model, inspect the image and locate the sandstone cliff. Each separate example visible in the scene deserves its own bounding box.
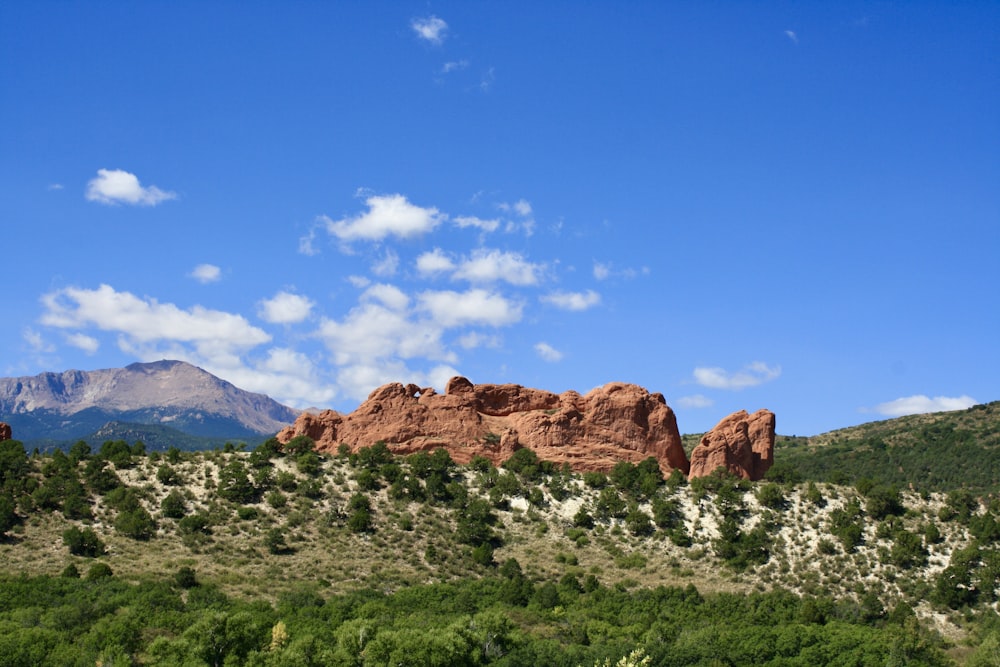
[688,409,776,480]
[278,376,776,480]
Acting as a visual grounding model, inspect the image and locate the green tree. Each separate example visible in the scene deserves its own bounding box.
[99,440,134,468]
[217,460,256,503]
[756,483,788,510]
[160,490,187,519]
[264,528,289,554]
[114,506,156,540]
[625,506,654,536]
[0,439,29,486]
[0,493,19,535]
[284,434,315,456]
[175,566,198,588]
[86,562,113,579]
[62,526,105,557]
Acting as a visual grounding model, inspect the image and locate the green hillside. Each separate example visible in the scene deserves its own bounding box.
[1,432,999,665]
[767,402,1000,494]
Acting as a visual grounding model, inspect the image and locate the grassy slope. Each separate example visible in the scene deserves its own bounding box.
[769,401,1000,494]
[2,450,996,639]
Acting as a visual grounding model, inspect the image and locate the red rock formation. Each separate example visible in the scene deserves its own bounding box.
[0,422,10,441]
[277,377,691,476]
[687,409,776,481]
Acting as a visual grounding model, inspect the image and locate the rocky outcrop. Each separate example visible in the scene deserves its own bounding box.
[0,422,10,441]
[278,377,691,476]
[688,409,776,480]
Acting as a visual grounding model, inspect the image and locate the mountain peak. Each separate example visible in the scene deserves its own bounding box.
[0,361,298,444]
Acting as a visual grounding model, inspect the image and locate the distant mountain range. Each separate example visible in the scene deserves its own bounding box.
[0,360,300,450]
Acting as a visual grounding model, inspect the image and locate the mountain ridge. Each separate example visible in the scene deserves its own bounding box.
[0,360,298,446]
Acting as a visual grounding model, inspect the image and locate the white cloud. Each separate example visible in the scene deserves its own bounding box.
[693,362,781,390]
[534,342,563,362]
[480,68,495,93]
[411,15,448,44]
[85,168,176,206]
[418,289,523,327]
[418,248,541,286]
[784,30,799,44]
[321,193,444,243]
[258,291,314,324]
[457,332,502,349]
[298,227,320,256]
[40,284,270,348]
[416,248,457,276]
[208,347,338,409]
[540,290,601,311]
[454,215,500,233]
[362,283,410,311]
[316,283,464,400]
[347,275,371,288]
[190,264,222,284]
[34,284,320,405]
[593,261,647,281]
[442,60,469,74]
[23,328,54,353]
[872,394,978,417]
[318,292,451,366]
[48,183,64,191]
[498,199,534,235]
[65,332,99,353]
[452,249,542,286]
[677,394,714,409]
[371,249,400,277]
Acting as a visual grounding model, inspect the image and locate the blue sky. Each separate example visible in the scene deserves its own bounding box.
[2,2,997,436]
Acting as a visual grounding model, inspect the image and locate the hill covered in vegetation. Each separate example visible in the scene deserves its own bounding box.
[1,427,999,665]
[766,401,1000,495]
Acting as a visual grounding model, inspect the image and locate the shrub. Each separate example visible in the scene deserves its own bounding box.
[178,513,211,535]
[471,543,495,566]
[275,471,297,492]
[573,506,594,529]
[265,528,289,554]
[0,493,18,535]
[267,490,288,509]
[63,493,92,520]
[625,506,654,536]
[175,566,198,588]
[817,539,837,555]
[756,483,788,510]
[237,506,259,521]
[346,493,374,533]
[503,448,542,480]
[216,460,256,503]
[157,465,180,486]
[595,487,628,520]
[296,451,322,476]
[114,507,157,540]
[161,490,187,519]
[469,455,492,472]
[86,562,114,580]
[583,471,608,489]
[865,485,905,520]
[63,526,105,557]
[284,435,315,456]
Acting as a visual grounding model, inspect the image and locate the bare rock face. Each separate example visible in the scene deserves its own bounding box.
[0,422,10,441]
[687,409,776,481]
[277,377,690,475]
